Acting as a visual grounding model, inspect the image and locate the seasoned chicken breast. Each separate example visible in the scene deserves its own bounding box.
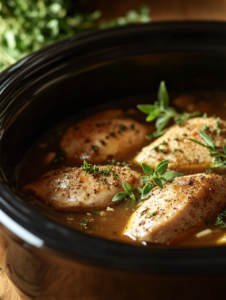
[60,110,148,164]
[134,117,226,173]
[22,165,142,211]
[125,173,226,244]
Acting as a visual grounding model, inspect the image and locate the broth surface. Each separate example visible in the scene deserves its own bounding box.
[18,92,226,247]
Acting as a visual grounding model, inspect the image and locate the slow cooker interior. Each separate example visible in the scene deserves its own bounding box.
[2,52,226,188]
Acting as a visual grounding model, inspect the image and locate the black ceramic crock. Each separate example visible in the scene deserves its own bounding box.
[1,22,226,300]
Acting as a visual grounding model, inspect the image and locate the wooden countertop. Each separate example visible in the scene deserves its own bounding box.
[88,0,226,22]
[1,1,226,299]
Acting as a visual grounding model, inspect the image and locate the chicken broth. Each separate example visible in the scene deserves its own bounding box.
[18,92,226,247]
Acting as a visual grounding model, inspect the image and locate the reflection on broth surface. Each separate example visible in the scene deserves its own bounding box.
[18,90,226,247]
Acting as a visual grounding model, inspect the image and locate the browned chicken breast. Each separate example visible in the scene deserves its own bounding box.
[134,117,226,173]
[22,165,142,211]
[60,110,148,164]
[125,173,226,244]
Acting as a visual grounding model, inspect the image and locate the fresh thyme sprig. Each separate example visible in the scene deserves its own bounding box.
[139,161,184,200]
[137,81,202,139]
[81,160,119,178]
[185,129,226,168]
[112,160,184,204]
[112,181,136,203]
[81,160,99,174]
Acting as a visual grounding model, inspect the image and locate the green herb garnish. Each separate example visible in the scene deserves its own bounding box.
[140,208,148,216]
[112,181,136,204]
[118,124,126,133]
[217,129,222,134]
[202,124,208,131]
[137,81,202,139]
[146,130,167,140]
[138,160,184,200]
[89,210,99,215]
[100,140,106,145]
[81,160,99,174]
[216,117,222,128]
[53,150,65,163]
[100,165,119,179]
[130,124,135,129]
[206,219,212,225]
[151,146,159,151]
[80,219,88,229]
[122,161,130,167]
[146,211,157,218]
[1,2,151,72]
[206,169,213,173]
[215,209,226,228]
[110,132,115,137]
[185,129,226,168]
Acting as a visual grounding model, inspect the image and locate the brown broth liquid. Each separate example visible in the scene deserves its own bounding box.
[18,92,226,247]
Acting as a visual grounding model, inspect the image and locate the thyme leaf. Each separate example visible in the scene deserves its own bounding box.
[138,81,203,139]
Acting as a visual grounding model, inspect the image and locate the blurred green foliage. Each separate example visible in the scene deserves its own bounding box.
[0,0,151,71]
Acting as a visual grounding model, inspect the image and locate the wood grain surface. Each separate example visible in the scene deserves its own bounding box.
[1,0,226,299]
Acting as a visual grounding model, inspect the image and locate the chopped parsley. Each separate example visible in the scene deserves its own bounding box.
[110,132,115,137]
[100,140,106,145]
[215,209,226,228]
[112,159,129,167]
[130,124,135,129]
[81,160,99,174]
[173,137,180,141]
[53,150,65,163]
[118,124,126,133]
[182,133,187,137]
[80,219,88,229]
[100,166,119,179]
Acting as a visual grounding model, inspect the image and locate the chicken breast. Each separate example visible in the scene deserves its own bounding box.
[60,110,148,164]
[22,165,142,211]
[134,117,226,173]
[125,173,226,244]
